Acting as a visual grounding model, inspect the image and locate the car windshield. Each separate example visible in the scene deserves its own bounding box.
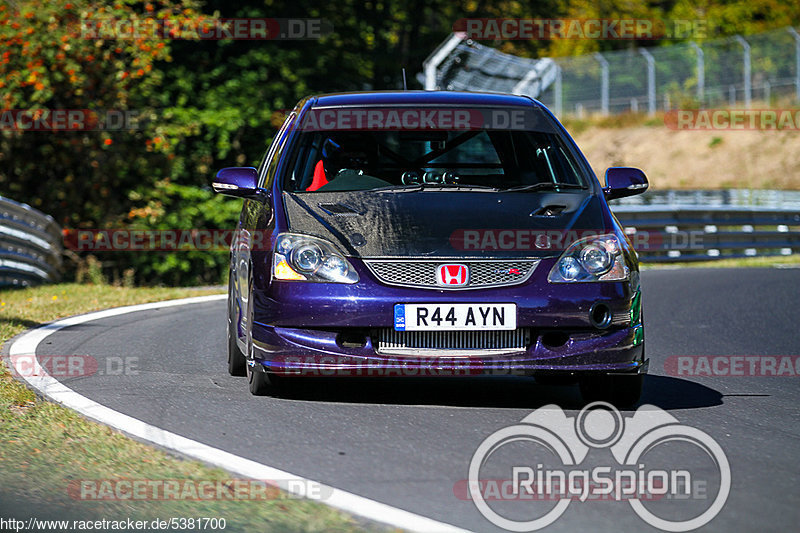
[281,106,590,192]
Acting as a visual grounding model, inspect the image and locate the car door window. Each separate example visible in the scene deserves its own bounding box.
[258,112,295,188]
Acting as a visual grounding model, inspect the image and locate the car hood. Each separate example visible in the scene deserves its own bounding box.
[282,190,608,258]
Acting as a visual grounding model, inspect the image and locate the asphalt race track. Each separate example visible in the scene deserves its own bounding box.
[11,267,800,532]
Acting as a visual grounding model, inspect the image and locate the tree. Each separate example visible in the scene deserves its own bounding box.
[0,0,203,227]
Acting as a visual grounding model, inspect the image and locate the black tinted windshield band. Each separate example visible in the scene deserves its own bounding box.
[280,128,590,192]
[295,106,557,133]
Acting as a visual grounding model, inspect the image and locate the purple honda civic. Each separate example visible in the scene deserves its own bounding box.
[213,91,648,405]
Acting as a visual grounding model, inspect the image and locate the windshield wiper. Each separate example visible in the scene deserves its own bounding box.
[371,184,425,192]
[372,183,497,192]
[503,182,586,193]
[421,183,497,191]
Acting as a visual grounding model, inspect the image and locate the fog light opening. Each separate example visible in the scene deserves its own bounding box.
[337,331,368,349]
[590,303,612,329]
[541,332,570,349]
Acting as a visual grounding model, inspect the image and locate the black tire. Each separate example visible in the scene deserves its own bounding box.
[240,275,283,396]
[246,360,285,396]
[227,317,247,376]
[247,361,272,396]
[579,373,644,407]
[226,276,247,377]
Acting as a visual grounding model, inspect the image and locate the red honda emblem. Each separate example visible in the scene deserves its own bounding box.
[436,264,469,286]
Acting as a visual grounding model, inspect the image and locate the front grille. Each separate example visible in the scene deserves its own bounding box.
[364,259,538,289]
[376,328,530,356]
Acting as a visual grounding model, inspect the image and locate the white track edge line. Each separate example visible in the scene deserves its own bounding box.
[7,294,469,533]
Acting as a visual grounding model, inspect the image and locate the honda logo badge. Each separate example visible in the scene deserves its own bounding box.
[436,264,469,287]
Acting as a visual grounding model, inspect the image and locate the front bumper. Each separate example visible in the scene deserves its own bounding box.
[252,323,646,377]
[250,258,646,376]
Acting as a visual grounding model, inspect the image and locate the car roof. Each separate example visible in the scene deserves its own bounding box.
[309,90,540,108]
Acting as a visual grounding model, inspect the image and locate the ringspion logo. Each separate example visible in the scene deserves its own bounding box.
[467,402,730,531]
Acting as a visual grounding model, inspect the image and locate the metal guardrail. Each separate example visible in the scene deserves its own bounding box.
[421,33,557,98]
[0,196,63,286]
[611,190,800,261]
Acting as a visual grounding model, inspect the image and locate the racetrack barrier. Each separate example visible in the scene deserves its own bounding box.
[611,189,800,261]
[0,196,63,286]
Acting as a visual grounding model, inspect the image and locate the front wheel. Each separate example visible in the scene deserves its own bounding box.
[226,276,247,377]
[227,324,247,376]
[579,373,644,407]
[246,362,282,396]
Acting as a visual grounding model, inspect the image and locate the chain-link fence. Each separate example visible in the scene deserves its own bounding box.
[423,27,800,117]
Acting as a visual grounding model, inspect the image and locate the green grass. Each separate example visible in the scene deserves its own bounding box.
[0,284,376,532]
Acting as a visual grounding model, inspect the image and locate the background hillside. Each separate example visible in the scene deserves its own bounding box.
[567,116,800,190]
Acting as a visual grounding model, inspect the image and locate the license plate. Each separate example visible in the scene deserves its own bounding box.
[394,303,517,331]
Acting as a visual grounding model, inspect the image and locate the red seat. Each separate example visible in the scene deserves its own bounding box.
[305,160,328,191]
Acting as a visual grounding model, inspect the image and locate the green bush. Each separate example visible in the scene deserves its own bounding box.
[96,180,242,286]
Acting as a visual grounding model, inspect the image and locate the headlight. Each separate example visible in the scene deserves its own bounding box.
[272,233,359,284]
[579,243,612,275]
[548,234,629,283]
[292,243,323,272]
[559,256,581,280]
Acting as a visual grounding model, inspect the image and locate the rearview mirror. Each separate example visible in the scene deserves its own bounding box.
[604,167,648,200]
[212,167,266,200]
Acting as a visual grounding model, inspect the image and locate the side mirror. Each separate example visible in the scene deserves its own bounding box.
[604,167,649,200]
[212,167,266,200]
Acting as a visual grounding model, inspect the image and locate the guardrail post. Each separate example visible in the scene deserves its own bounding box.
[639,48,656,115]
[690,42,705,105]
[554,64,563,117]
[594,52,609,115]
[422,33,466,90]
[788,27,800,102]
[734,35,752,108]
